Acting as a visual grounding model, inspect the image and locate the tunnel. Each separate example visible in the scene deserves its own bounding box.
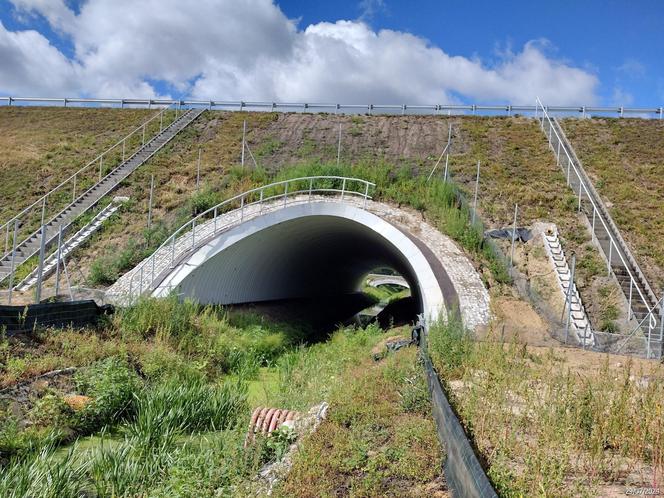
[153,202,448,328]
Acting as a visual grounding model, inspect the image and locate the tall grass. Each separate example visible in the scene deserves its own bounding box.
[428,317,664,496]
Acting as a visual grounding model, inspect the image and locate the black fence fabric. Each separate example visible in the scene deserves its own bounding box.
[420,343,498,498]
[0,300,112,334]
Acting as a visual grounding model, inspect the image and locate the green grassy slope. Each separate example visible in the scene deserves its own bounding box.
[561,117,664,290]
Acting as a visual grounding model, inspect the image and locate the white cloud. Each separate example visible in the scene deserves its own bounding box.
[2,0,599,105]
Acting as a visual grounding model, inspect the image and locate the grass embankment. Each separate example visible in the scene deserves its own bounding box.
[0,107,154,235]
[561,117,664,291]
[429,316,664,497]
[0,297,444,496]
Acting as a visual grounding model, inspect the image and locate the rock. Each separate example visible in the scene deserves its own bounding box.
[63,394,92,411]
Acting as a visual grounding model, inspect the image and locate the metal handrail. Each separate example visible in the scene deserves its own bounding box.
[552,116,658,305]
[2,96,664,118]
[536,97,654,320]
[1,103,176,255]
[122,176,375,303]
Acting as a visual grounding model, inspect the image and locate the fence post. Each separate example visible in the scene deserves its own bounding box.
[54,225,63,297]
[147,175,155,229]
[510,204,518,268]
[35,225,47,303]
[196,147,201,190]
[471,160,480,224]
[337,122,342,166]
[7,220,18,304]
[241,120,246,169]
[564,254,576,344]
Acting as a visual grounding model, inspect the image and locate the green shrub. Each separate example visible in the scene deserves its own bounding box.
[119,295,198,341]
[73,356,142,433]
[427,313,473,380]
[88,256,118,285]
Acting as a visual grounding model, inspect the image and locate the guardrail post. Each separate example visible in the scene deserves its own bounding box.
[7,220,18,304]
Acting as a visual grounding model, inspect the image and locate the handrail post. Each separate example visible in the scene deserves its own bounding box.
[122,139,126,162]
[41,196,47,226]
[72,174,77,202]
[578,180,582,212]
[341,178,346,200]
[363,182,369,209]
[54,225,63,296]
[607,240,613,275]
[591,209,596,243]
[191,220,196,248]
[4,222,9,256]
[142,123,146,146]
[628,278,634,320]
[160,111,164,132]
[35,225,47,303]
[7,220,18,304]
[170,236,176,268]
[99,155,103,181]
[308,179,313,201]
[260,188,265,214]
[213,206,218,233]
[240,195,245,222]
[283,183,288,206]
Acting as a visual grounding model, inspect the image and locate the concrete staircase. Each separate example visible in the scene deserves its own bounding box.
[0,108,205,284]
[543,228,594,346]
[540,111,661,336]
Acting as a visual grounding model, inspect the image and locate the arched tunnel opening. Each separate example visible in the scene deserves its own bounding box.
[176,214,427,340]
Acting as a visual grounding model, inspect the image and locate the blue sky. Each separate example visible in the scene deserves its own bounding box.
[0,0,661,106]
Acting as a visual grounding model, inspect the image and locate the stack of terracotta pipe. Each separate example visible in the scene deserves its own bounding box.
[245,406,299,447]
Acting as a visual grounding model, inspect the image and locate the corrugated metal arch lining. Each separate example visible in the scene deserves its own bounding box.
[179,215,423,307]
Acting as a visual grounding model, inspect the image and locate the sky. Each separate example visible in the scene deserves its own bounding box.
[0,0,662,106]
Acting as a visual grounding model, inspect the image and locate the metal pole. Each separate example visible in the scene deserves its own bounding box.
[628,279,633,320]
[7,220,18,304]
[35,224,47,303]
[4,223,9,256]
[472,160,480,224]
[147,175,154,229]
[337,122,342,166]
[41,196,47,226]
[72,174,77,201]
[54,225,63,297]
[241,120,246,169]
[196,147,201,190]
[564,254,576,344]
[607,240,613,275]
[509,204,518,268]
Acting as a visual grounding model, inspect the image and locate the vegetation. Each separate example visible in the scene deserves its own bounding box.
[0,298,443,496]
[428,315,664,497]
[562,117,664,290]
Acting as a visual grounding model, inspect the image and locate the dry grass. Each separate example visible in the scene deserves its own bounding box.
[561,117,664,291]
[0,106,152,222]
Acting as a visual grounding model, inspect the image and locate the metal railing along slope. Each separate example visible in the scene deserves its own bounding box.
[535,98,662,357]
[2,96,664,118]
[109,176,375,304]
[0,106,205,287]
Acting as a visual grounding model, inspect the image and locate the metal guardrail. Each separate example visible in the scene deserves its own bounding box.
[121,176,375,303]
[1,103,177,259]
[536,98,663,357]
[2,96,664,118]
